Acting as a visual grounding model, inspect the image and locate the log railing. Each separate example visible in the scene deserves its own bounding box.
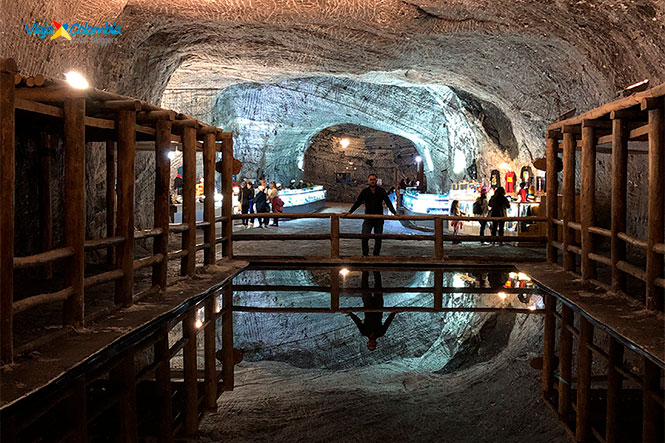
[0,275,237,442]
[0,58,235,363]
[545,83,664,313]
[231,212,547,262]
[540,293,664,443]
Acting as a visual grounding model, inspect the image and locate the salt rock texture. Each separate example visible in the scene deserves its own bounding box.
[5,0,663,242]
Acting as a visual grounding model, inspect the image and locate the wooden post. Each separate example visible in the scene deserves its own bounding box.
[183,309,199,434]
[203,132,216,264]
[541,293,555,394]
[111,353,138,443]
[330,269,339,311]
[642,357,661,443]
[575,316,593,442]
[155,328,174,443]
[330,214,340,259]
[72,377,89,441]
[558,304,573,419]
[63,98,86,326]
[222,284,234,390]
[39,133,53,279]
[434,217,443,260]
[562,129,577,271]
[115,110,136,307]
[204,296,217,410]
[0,58,17,363]
[433,270,443,311]
[106,139,116,265]
[610,117,628,292]
[153,119,171,289]
[644,99,664,311]
[605,337,623,443]
[580,122,597,280]
[221,135,234,259]
[181,126,197,276]
[545,134,559,263]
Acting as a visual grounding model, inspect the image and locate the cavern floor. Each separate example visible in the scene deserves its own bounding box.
[197,326,568,443]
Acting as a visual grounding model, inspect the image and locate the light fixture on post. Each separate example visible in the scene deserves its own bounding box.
[64,71,89,89]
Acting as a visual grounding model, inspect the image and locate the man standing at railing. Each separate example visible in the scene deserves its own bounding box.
[343,173,397,256]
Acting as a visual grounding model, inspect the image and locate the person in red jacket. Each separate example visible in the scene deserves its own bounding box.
[504,170,517,193]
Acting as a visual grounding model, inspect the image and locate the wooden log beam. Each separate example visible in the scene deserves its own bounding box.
[221,136,234,258]
[136,110,175,124]
[12,286,73,314]
[181,126,197,276]
[330,214,340,259]
[618,232,648,249]
[605,337,623,443]
[155,329,174,442]
[183,310,199,435]
[434,217,443,260]
[111,354,139,443]
[558,304,574,419]
[330,269,339,311]
[433,270,443,310]
[153,119,171,289]
[642,357,662,443]
[13,247,74,268]
[546,135,559,263]
[222,285,234,390]
[542,293,556,394]
[106,139,116,265]
[203,132,216,264]
[84,269,124,288]
[0,58,16,363]
[580,123,597,280]
[575,317,593,442]
[616,260,647,281]
[15,85,87,102]
[645,100,664,310]
[204,297,217,410]
[62,97,86,327]
[115,110,136,307]
[562,130,577,271]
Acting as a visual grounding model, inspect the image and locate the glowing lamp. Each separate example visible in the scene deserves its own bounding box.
[339,268,350,277]
[194,319,203,329]
[167,151,176,160]
[340,138,350,149]
[497,292,507,300]
[414,155,423,164]
[64,71,89,89]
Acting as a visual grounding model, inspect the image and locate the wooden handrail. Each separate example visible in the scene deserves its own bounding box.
[232,306,544,314]
[167,249,188,260]
[169,224,189,233]
[233,234,330,241]
[232,212,547,222]
[568,221,582,231]
[617,232,647,249]
[196,243,210,251]
[84,269,124,288]
[588,253,612,266]
[84,236,125,251]
[13,287,74,314]
[654,243,665,255]
[553,218,564,226]
[588,226,611,238]
[133,253,164,270]
[616,260,647,281]
[134,228,163,240]
[13,247,74,269]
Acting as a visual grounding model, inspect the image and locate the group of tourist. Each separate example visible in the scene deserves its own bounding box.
[238,179,284,228]
[449,186,511,245]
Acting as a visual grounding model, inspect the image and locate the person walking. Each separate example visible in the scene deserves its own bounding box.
[473,187,490,242]
[268,181,281,226]
[254,185,269,228]
[489,186,511,245]
[450,199,466,243]
[343,173,397,256]
[239,181,255,228]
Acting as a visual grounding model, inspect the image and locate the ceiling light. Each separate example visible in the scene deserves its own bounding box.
[64,71,89,89]
[414,155,422,164]
[340,138,350,149]
[339,268,350,277]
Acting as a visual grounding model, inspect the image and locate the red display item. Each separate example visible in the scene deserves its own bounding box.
[504,171,516,193]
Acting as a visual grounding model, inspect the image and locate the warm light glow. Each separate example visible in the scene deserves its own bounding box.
[497,292,507,300]
[215,298,221,313]
[414,155,423,164]
[528,305,537,311]
[339,268,350,277]
[517,272,531,281]
[499,162,510,170]
[509,272,518,279]
[340,138,350,149]
[167,151,176,160]
[194,319,203,329]
[64,71,89,89]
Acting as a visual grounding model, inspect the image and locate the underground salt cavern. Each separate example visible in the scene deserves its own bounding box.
[1,1,664,442]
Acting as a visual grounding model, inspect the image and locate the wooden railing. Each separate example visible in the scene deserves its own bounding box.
[545,83,664,312]
[231,212,547,262]
[540,293,664,443]
[0,58,235,363]
[0,275,236,442]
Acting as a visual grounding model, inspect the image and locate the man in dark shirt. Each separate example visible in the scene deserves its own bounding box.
[348,271,396,351]
[343,173,397,256]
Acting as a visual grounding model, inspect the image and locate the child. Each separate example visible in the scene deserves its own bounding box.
[450,200,466,243]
